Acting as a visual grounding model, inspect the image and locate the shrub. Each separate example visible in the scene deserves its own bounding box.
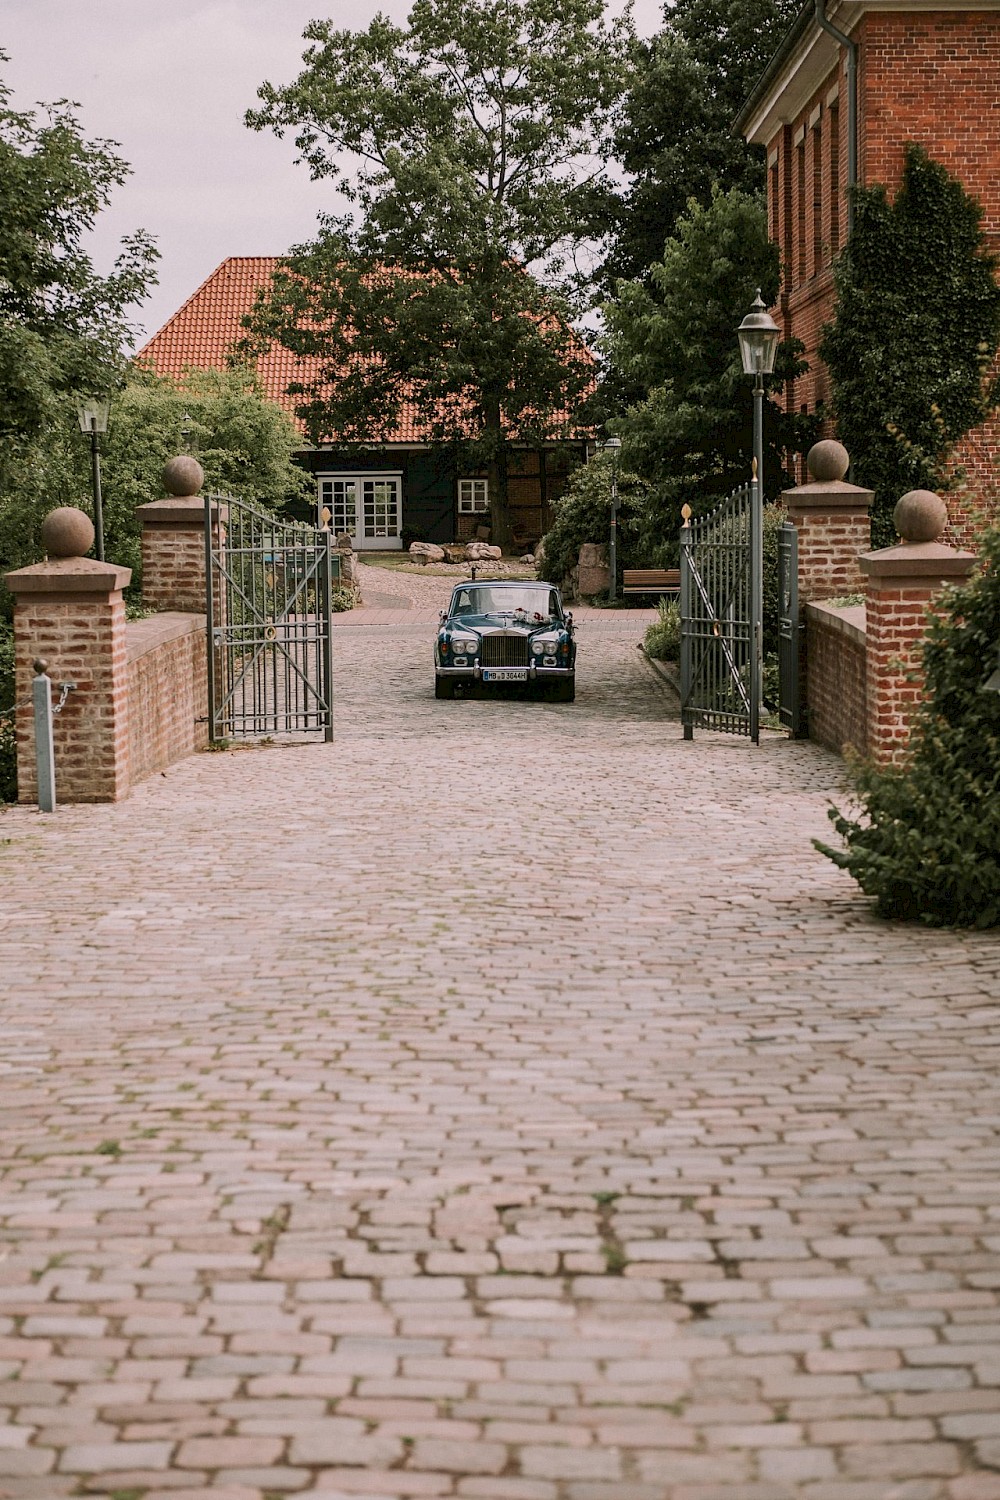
[643,598,681,661]
[538,453,649,589]
[815,521,1000,927]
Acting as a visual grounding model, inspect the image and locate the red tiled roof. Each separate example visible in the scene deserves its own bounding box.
[137,256,591,445]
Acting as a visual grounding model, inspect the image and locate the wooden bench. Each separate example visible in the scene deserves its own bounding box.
[622,568,681,596]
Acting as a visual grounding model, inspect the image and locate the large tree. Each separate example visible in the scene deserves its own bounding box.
[0,61,156,446]
[242,0,628,550]
[605,186,816,560]
[0,56,158,592]
[820,145,1000,544]
[606,0,799,288]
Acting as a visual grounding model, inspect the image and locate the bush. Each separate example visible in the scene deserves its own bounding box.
[538,454,650,589]
[643,598,681,661]
[816,521,1000,927]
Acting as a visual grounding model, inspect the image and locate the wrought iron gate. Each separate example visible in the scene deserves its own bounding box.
[205,494,336,742]
[777,521,802,735]
[680,482,761,743]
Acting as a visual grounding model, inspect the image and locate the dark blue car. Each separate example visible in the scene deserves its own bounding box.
[434,580,576,701]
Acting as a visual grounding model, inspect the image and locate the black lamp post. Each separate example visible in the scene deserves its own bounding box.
[77,398,111,562]
[736,291,780,741]
[602,436,622,602]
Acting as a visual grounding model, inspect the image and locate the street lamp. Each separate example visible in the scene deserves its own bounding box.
[76,397,111,562]
[602,436,622,602]
[736,290,780,743]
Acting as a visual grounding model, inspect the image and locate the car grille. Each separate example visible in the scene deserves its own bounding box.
[480,634,530,668]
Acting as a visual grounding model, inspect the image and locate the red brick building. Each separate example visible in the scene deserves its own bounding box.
[736,0,1000,535]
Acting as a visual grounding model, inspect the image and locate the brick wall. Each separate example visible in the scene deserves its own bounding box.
[804,602,868,755]
[789,507,871,601]
[127,613,208,785]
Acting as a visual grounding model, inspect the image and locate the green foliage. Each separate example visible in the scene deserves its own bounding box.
[0,54,157,615]
[538,453,650,588]
[816,523,1000,927]
[605,188,817,549]
[607,0,800,284]
[643,597,681,661]
[243,0,628,548]
[820,146,1000,545]
[0,60,157,445]
[1,366,307,614]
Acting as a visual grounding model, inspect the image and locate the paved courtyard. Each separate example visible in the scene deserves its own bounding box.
[1,595,1000,1500]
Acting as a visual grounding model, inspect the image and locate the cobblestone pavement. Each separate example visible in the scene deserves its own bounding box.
[2,614,1000,1500]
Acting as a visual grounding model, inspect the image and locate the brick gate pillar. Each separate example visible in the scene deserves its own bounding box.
[4,507,132,804]
[137,456,225,616]
[782,440,873,603]
[860,489,975,765]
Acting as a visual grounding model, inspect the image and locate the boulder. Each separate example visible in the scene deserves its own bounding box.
[443,543,469,564]
[409,541,445,563]
[466,541,503,561]
[577,542,609,598]
[520,554,535,565]
[335,532,354,550]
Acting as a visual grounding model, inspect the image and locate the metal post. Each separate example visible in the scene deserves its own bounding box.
[32,660,56,813]
[321,531,334,743]
[750,377,764,745]
[89,421,105,563]
[680,505,693,740]
[608,463,619,603]
[204,496,218,742]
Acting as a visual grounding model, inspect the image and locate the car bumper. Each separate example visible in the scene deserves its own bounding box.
[436,664,574,681]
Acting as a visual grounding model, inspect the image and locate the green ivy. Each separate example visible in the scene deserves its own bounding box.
[821,146,1000,545]
[816,522,1000,927]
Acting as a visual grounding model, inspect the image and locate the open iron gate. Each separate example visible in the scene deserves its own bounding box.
[205,493,336,742]
[680,482,761,743]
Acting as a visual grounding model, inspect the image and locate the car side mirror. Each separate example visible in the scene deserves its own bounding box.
[566,612,574,633]
[439,610,447,622]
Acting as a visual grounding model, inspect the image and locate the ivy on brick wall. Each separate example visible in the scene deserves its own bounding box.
[816,523,1000,928]
[820,145,1000,546]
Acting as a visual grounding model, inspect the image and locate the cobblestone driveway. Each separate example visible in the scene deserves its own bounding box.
[1,612,999,1500]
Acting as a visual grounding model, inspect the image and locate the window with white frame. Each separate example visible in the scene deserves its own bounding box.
[458,478,489,513]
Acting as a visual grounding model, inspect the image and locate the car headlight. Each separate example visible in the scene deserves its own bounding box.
[453,636,477,654]
[531,640,545,656]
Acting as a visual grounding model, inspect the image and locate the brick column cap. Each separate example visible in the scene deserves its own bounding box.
[137,495,227,528]
[782,479,874,512]
[4,556,132,597]
[860,540,976,582]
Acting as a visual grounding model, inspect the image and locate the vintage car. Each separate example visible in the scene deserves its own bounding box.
[434,580,576,700]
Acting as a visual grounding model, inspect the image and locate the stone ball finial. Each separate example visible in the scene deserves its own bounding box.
[807,440,850,483]
[894,489,948,544]
[162,455,204,497]
[40,506,95,559]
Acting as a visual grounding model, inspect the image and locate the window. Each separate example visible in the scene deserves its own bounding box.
[796,137,807,284]
[318,472,402,547]
[829,103,841,256]
[458,478,489,512]
[812,117,824,273]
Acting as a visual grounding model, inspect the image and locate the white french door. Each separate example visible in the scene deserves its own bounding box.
[318,473,403,550]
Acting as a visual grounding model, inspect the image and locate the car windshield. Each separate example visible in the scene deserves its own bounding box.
[450,586,561,621]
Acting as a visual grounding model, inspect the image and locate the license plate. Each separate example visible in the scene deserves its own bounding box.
[482,668,528,682]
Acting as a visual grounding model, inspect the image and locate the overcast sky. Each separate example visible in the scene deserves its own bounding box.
[3,0,664,347]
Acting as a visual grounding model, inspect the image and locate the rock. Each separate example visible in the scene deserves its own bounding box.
[443,544,468,564]
[533,539,546,577]
[577,542,609,598]
[335,532,354,550]
[466,542,502,561]
[520,554,535,565]
[338,551,358,586]
[409,541,445,563]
